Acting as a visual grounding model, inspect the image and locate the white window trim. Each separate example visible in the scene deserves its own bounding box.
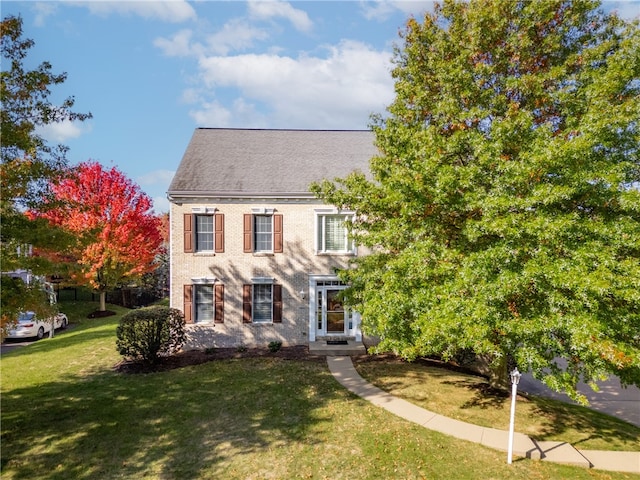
[252,282,273,323]
[193,280,216,324]
[191,207,217,214]
[314,209,356,255]
[251,207,275,215]
[253,214,274,253]
[193,211,216,253]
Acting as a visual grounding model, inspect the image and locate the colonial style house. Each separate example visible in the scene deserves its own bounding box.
[168,128,377,351]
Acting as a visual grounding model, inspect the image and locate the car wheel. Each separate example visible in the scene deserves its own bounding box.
[60,316,68,329]
[36,327,45,340]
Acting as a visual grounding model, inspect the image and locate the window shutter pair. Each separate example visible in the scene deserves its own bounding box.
[242,284,282,323]
[183,284,224,324]
[183,213,224,253]
[243,214,283,253]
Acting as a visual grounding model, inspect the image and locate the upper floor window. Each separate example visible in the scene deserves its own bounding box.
[244,209,283,253]
[254,215,273,252]
[184,211,224,253]
[196,215,214,251]
[316,212,354,254]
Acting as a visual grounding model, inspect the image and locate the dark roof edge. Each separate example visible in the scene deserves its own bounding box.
[194,127,372,133]
[168,190,317,201]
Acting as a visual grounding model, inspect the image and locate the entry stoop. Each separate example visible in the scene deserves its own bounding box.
[309,339,366,356]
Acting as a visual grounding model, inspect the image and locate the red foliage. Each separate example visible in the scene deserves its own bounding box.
[33,161,163,291]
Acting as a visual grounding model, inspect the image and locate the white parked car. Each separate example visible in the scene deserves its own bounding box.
[6,311,68,340]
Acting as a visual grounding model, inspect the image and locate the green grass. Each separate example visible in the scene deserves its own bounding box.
[1,301,639,479]
[354,358,640,452]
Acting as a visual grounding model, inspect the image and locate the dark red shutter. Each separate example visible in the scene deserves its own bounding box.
[215,214,224,253]
[242,284,252,323]
[184,285,193,324]
[243,214,253,253]
[273,284,282,323]
[214,284,224,324]
[184,214,194,253]
[274,214,283,253]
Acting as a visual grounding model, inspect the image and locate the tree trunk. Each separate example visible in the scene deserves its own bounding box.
[474,354,509,390]
[99,291,106,311]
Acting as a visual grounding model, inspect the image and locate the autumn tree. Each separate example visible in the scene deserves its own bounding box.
[1,15,91,332]
[32,162,163,313]
[312,0,640,401]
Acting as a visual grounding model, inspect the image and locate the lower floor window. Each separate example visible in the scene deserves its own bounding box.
[243,282,282,324]
[195,284,214,323]
[184,283,224,324]
[253,284,272,323]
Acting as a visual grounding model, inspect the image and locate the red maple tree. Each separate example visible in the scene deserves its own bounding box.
[32,161,163,311]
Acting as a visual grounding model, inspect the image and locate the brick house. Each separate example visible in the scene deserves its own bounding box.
[168,128,377,350]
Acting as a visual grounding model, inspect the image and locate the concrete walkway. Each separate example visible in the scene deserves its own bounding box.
[327,356,640,474]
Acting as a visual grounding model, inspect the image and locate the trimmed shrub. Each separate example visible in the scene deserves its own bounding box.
[268,340,282,353]
[116,306,185,365]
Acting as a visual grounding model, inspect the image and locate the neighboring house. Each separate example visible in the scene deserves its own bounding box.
[168,128,377,350]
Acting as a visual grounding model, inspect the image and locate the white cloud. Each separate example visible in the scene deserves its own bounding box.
[151,195,170,214]
[190,98,268,128]
[606,1,640,20]
[36,119,87,143]
[360,0,434,21]
[155,19,270,57]
[137,169,175,187]
[248,1,313,32]
[76,0,196,23]
[154,29,202,57]
[205,18,270,55]
[32,2,58,27]
[191,40,394,129]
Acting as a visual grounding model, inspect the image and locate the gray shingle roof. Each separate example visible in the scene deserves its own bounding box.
[168,128,376,200]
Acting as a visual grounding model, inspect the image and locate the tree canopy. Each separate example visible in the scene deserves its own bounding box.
[311,0,640,402]
[31,162,164,312]
[1,15,91,332]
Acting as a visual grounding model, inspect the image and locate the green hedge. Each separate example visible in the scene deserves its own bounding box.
[116,306,185,365]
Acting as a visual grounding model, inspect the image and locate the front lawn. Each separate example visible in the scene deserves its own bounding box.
[354,356,640,452]
[1,301,638,479]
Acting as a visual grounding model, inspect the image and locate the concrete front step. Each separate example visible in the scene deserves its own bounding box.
[309,340,366,356]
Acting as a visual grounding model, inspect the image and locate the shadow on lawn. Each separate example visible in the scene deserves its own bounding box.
[354,356,640,449]
[1,353,338,479]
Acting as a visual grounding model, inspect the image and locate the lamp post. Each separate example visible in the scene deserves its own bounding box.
[507,367,522,464]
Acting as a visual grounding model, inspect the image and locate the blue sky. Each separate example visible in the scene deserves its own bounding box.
[3,1,639,213]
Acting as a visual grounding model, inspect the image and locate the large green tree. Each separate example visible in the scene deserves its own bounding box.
[312,0,640,402]
[1,15,91,331]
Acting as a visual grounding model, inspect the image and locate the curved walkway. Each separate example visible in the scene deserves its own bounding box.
[327,356,640,474]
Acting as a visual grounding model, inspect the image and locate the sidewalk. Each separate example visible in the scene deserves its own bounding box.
[327,356,640,474]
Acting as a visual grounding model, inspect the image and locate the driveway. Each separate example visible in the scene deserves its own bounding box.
[519,371,640,427]
[1,339,37,355]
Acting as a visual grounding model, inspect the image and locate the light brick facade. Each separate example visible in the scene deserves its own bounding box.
[170,200,361,349]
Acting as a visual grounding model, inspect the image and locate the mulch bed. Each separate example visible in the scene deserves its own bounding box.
[114,345,325,374]
[87,310,117,319]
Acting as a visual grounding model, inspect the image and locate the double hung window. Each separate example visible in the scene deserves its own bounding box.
[183,282,224,324]
[243,210,283,253]
[196,215,214,251]
[242,280,282,324]
[316,212,354,253]
[184,211,224,253]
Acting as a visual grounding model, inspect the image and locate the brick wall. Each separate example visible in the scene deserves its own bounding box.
[170,199,355,350]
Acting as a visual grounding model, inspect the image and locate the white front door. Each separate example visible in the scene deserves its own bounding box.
[308,275,362,342]
[314,280,350,337]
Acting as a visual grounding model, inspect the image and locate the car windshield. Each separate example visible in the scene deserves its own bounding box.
[17,312,35,322]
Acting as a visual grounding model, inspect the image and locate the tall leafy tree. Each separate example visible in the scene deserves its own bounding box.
[1,15,91,332]
[31,162,163,312]
[312,0,640,402]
